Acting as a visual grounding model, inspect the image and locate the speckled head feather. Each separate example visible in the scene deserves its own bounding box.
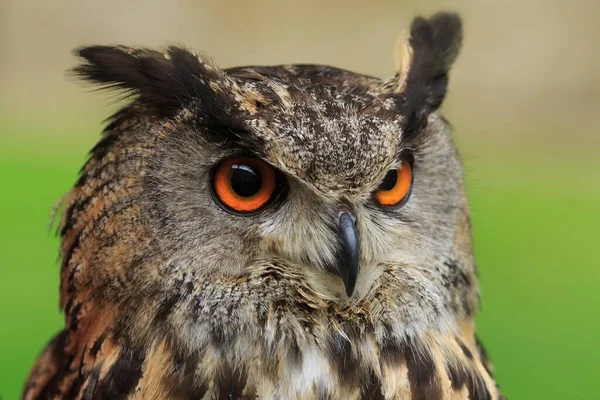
[25,12,504,400]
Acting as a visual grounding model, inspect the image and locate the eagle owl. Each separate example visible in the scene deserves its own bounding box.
[24,12,504,400]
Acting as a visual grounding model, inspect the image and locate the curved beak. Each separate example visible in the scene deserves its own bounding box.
[337,211,360,297]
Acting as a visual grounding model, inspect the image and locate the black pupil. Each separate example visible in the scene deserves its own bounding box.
[230,164,262,197]
[379,170,398,191]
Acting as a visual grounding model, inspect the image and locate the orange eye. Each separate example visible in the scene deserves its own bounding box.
[212,157,277,214]
[374,162,413,207]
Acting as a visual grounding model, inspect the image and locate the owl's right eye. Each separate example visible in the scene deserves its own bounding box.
[211,157,277,214]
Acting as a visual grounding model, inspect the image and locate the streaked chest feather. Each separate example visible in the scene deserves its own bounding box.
[25,314,501,400]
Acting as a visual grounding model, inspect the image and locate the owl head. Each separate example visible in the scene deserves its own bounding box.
[60,13,475,348]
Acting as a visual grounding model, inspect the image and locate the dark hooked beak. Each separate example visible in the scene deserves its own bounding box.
[337,211,360,297]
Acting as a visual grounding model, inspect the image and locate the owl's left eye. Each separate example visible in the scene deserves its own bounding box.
[211,157,277,214]
[373,162,413,207]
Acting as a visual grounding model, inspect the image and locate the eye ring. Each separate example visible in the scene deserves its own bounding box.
[211,157,277,214]
[373,161,413,208]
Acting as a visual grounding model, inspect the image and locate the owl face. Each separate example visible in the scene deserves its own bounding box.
[66,14,473,327]
[142,67,464,300]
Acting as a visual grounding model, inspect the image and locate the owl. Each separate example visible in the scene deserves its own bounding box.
[24,12,504,400]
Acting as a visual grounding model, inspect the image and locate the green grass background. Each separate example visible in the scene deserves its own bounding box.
[1,112,599,399]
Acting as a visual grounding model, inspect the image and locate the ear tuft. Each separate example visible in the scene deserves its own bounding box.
[391,12,463,140]
[408,12,462,87]
[71,45,221,116]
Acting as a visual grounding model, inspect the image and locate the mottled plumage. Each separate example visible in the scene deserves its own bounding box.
[24,12,504,400]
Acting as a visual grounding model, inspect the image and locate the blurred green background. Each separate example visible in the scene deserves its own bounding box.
[1,1,599,399]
